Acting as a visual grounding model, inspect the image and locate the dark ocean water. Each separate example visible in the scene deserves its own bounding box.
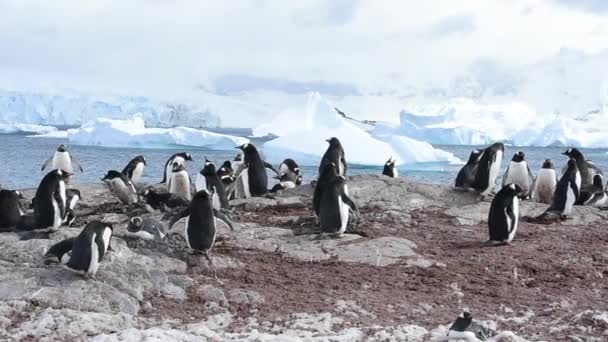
[2,133,607,190]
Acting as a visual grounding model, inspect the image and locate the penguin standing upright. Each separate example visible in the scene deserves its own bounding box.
[169,190,235,269]
[41,144,84,175]
[102,170,139,204]
[562,148,603,186]
[0,190,25,231]
[228,143,278,198]
[484,183,521,246]
[278,158,303,185]
[546,158,581,219]
[34,169,71,230]
[532,159,558,204]
[579,175,607,206]
[382,157,398,178]
[502,151,535,199]
[65,221,113,279]
[319,137,347,176]
[161,152,193,184]
[455,149,482,189]
[126,217,166,240]
[216,160,235,186]
[314,163,359,236]
[196,160,229,210]
[168,162,193,201]
[472,142,504,198]
[121,155,147,184]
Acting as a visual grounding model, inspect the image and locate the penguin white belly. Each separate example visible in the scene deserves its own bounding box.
[483,151,502,196]
[392,167,398,178]
[507,197,519,242]
[131,164,145,184]
[241,169,251,198]
[212,192,221,210]
[101,227,112,255]
[166,157,185,188]
[564,185,576,215]
[281,181,296,189]
[127,230,156,240]
[533,169,557,204]
[69,195,80,211]
[53,151,73,173]
[51,180,67,229]
[88,233,99,275]
[60,252,71,265]
[111,179,137,204]
[195,174,207,192]
[170,172,192,200]
[505,162,531,191]
[279,163,289,175]
[337,196,350,235]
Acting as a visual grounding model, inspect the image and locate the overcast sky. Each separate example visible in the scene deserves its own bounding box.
[0,0,607,96]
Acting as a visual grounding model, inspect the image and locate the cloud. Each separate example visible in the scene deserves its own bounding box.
[429,14,476,36]
[552,0,608,14]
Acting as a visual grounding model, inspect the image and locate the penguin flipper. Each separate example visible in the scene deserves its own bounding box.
[263,162,279,176]
[340,155,348,175]
[213,209,235,231]
[342,193,360,223]
[501,166,509,187]
[70,155,84,172]
[505,201,517,235]
[168,208,190,229]
[41,157,53,171]
[312,185,322,217]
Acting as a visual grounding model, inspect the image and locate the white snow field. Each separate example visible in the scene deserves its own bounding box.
[33,114,249,150]
[260,92,461,166]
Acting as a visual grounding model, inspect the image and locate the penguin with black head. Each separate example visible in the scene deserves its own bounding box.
[278,158,303,185]
[102,170,139,204]
[33,169,71,231]
[502,151,534,199]
[217,160,235,186]
[161,152,193,184]
[472,142,504,198]
[41,144,83,176]
[447,311,492,341]
[319,137,347,177]
[195,159,229,210]
[0,190,25,231]
[314,162,359,237]
[65,221,113,279]
[169,190,235,274]
[121,155,147,184]
[455,149,482,190]
[483,183,521,247]
[579,175,607,207]
[168,162,193,201]
[126,216,166,241]
[562,148,603,186]
[532,159,558,204]
[63,188,81,226]
[228,143,278,198]
[382,157,398,178]
[545,158,581,219]
[142,187,190,211]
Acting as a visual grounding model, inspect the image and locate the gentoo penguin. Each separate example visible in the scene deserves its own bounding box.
[382,157,398,178]
[65,221,113,279]
[121,155,147,184]
[142,188,189,211]
[102,170,139,204]
[532,159,558,204]
[447,312,492,341]
[270,173,297,193]
[472,142,504,198]
[501,151,535,199]
[44,237,75,265]
[231,153,243,171]
[168,162,193,201]
[216,160,235,186]
[63,188,81,226]
[169,190,235,269]
[0,190,24,231]
[161,152,193,184]
[228,143,278,198]
[454,149,482,190]
[126,217,166,240]
[34,169,71,230]
[579,175,607,206]
[278,158,303,185]
[319,137,347,177]
[41,144,83,175]
[196,160,229,210]
[315,163,359,236]
[562,148,603,186]
[546,158,581,219]
[484,183,521,246]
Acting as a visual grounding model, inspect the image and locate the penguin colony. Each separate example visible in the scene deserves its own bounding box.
[0,140,603,332]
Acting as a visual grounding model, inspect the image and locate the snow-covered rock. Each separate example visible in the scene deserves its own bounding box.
[33,114,248,149]
[261,92,461,167]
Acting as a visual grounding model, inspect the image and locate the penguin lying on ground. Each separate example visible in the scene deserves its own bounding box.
[126,217,166,241]
[502,151,534,199]
[483,183,521,247]
[532,159,558,204]
[142,188,190,211]
[64,221,113,279]
[382,157,398,178]
[44,238,75,265]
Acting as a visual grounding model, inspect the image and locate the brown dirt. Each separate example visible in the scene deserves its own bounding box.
[140,205,608,341]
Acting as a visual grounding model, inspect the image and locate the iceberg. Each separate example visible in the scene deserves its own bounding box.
[262,92,461,167]
[0,123,57,134]
[33,114,248,150]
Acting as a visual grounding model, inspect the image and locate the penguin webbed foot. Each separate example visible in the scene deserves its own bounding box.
[480,240,508,248]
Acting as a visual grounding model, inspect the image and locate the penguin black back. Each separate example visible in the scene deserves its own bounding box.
[455,149,481,188]
[382,157,397,178]
[66,221,113,275]
[313,162,339,217]
[238,143,268,196]
[201,162,229,209]
[548,158,581,216]
[161,152,192,183]
[487,183,521,243]
[44,237,75,264]
[34,169,70,229]
[184,190,216,251]
[319,137,347,176]
[122,155,146,180]
[472,142,504,195]
[0,190,23,230]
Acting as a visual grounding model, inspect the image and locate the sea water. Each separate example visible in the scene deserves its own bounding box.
[2,133,608,189]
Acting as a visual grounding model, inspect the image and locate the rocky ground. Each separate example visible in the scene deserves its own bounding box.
[0,175,607,341]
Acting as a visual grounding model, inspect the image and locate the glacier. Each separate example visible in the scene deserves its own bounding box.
[0,123,57,134]
[33,114,249,150]
[260,92,461,167]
